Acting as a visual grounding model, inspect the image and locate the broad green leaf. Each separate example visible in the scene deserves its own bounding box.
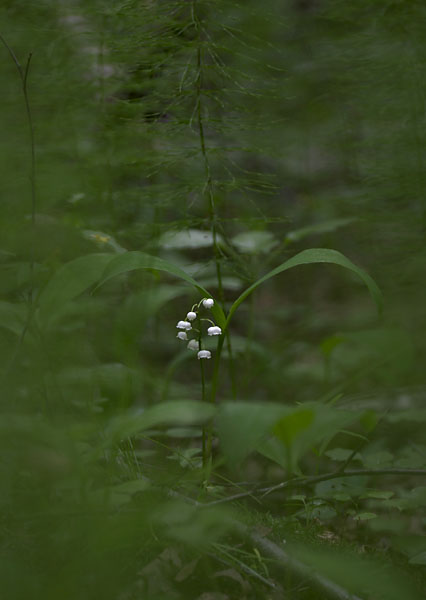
[273,403,358,473]
[273,409,314,447]
[227,248,383,326]
[364,490,394,500]
[256,404,359,473]
[216,402,286,467]
[95,251,226,328]
[218,401,357,473]
[257,436,288,469]
[383,498,408,511]
[105,400,216,442]
[353,512,377,521]
[37,253,114,326]
[333,492,351,501]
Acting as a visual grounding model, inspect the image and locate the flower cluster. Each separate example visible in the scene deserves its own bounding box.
[176,297,222,359]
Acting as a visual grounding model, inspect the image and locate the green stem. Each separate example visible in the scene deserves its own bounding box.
[0,37,36,304]
[200,357,207,466]
[194,32,224,300]
[226,330,237,400]
[192,1,236,406]
[198,316,207,467]
[210,334,225,405]
[0,36,37,376]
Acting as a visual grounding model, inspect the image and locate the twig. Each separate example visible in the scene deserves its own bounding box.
[203,468,426,506]
[209,546,278,591]
[260,468,426,498]
[236,522,364,600]
[162,484,363,599]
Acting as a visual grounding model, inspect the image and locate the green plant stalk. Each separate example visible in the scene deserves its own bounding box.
[206,334,225,462]
[192,1,237,448]
[0,36,37,376]
[200,358,207,466]
[225,331,237,399]
[192,17,223,301]
[0,36,36,304]
[198,316,207,467]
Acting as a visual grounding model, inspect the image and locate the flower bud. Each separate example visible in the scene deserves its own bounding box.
[176,320,192,330]
[207,326,222,336]
[197,350,212,359]
[176,331,188,341]
[202,298,214,309]
[186,311,197,321]
[187,339,199,351]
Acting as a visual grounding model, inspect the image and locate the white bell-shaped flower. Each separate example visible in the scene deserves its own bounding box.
[197,350,211,360]
[186,311,197,321]
[207,326,222,336]
[187,339,199,351]
[176,331,188,341]
[202,298,214,309]
[176,320,192,330]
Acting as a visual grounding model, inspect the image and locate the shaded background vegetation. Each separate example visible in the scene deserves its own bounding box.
[1,1,425,599]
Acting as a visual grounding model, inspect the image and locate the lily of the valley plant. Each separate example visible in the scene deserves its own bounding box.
[176,297,222,359]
